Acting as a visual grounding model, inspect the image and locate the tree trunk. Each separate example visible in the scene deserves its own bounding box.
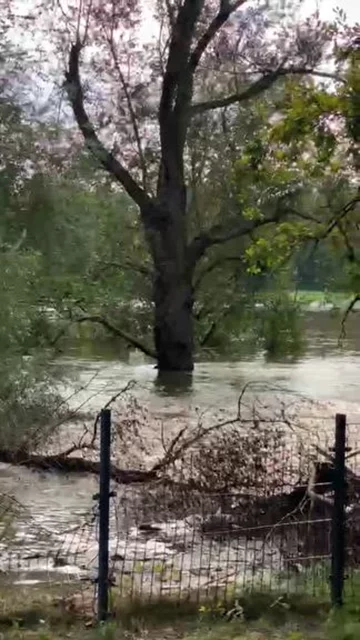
[143,195,194,372]
[154,271,194,371]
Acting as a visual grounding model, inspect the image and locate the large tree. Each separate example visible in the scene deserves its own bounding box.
[4,0,354,372]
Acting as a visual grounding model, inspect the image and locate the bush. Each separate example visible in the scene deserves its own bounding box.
[260,293,305,360]
[0,249,65,451]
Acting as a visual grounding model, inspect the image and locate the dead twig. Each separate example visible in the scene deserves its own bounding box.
[339,294,360,344]
[91,380,136,447]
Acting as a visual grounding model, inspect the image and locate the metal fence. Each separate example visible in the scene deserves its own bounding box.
[0,407,359,621]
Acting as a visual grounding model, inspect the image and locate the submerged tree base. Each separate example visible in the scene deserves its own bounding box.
[154,369,194,394]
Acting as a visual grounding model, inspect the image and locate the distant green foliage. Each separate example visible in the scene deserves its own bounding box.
[21,169,153,345]
[0,102,66,450]
[259,293,305,361]
[0,248,64,450]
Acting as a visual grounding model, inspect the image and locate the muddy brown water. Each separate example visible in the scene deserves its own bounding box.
[1,311,360,588]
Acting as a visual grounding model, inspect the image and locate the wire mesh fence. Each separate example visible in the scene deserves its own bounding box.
[0,404,359,620]
[108,438,333,603]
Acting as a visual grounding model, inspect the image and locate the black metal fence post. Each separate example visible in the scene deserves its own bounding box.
[330,412,347,608]
[98,408,111,622]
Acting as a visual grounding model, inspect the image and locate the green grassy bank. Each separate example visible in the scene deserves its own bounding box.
[1,582,360,640]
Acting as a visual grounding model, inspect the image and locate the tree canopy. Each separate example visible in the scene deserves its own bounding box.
[1,0,359,373]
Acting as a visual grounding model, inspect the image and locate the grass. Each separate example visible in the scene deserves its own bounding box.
[257,290,352,308]
[293,290,351,307]
[252,290,355,316]
[1,582,360,640]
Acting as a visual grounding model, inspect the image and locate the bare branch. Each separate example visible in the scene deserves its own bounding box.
[339,295,360,343]
[322,189,360,239]
[65,40,151,210]
[28,368,102,448]
[189,0,246,72]
[157,14,171,76]
[152,387,255,473]
[75,0,83,43]
[337,222,356,264]
[91,380,136,446]
[314,444,334,463]
[73,314,156,359]
[60,440,97,458]
[107,34,149,191]
[59,381,138,457]
[83,0,93,44]
[191,68,345,114]
[199,302,236,347]
[157,424,188,470]
[344,448,360,462]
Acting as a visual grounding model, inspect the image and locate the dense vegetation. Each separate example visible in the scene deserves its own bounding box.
[0,1,359,444]
[2,0,359,372]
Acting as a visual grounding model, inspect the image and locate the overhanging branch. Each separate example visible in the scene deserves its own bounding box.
[52,311,156,359]
[74,314,156,359]
[307,189,360,260]
[188,192,360,270]
[191,68,345,114]
[188,212,282,267]
[65,40,151,211]
[322,190,360,239]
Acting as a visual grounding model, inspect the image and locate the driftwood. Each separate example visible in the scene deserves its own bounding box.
[0,449,156,484]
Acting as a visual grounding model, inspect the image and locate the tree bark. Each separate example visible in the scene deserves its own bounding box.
[142,194,194,372]
[154,271,194,372]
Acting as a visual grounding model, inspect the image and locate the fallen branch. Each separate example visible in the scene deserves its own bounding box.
[0,449,156,485]
[307,461,334,509]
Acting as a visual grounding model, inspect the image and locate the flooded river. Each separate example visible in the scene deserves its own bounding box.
[60,311,360,411]
[1,310,360,586]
